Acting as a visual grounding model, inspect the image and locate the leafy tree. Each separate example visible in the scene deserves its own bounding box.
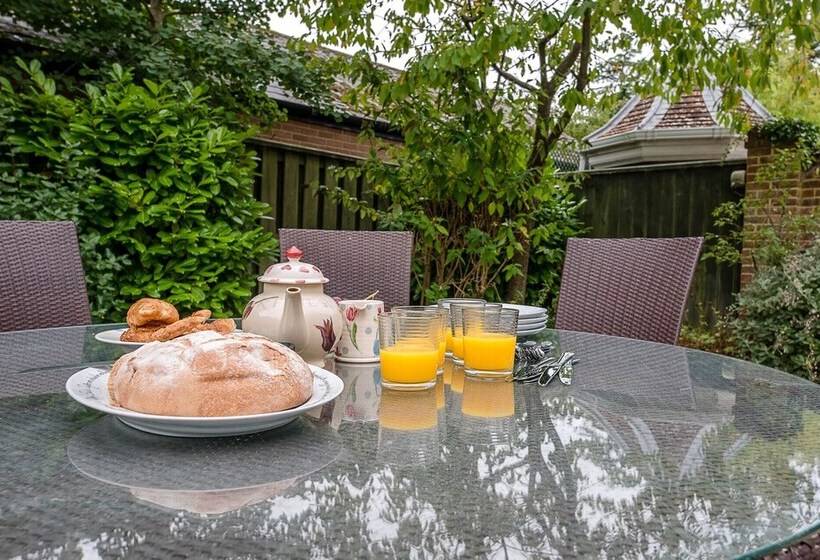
[1,0,332,124]
[297,0,819,301]
[751,24,820,125]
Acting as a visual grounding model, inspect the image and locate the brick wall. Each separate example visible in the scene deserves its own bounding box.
[255,117,402,161]
[741,130,820,286]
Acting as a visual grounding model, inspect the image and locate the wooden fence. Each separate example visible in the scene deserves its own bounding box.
[252,142,378,237]
[253,142,743,325]
[574,161,745,325]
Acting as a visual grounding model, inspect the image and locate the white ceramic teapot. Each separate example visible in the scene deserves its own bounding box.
[242,247,343,365]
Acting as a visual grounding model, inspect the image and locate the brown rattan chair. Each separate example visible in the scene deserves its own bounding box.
[554,237,703,344]
[278,228,413,309]
[0,221,91,331]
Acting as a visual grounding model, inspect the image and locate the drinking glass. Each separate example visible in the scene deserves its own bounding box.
[449,302,502,365]
[392,306,448,373]
[378,312,441,390]
[462,307,519,378]
[436,298,485,357]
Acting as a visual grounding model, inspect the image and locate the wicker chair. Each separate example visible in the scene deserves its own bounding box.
[0,221,91,331]
[554,237,703,345]
[278,229,413,309]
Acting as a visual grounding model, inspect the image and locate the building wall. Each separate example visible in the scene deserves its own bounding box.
[741,131,820,286]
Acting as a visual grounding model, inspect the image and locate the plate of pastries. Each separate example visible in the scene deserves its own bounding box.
[94,298,238,347]
[68,328,344,437]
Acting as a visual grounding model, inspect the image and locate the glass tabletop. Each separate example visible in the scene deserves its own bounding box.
[1,325,819,559]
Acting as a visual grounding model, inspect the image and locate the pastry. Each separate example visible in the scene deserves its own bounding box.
[150,314,209,342]
[108,331,314,416]
[196,318,236,335]
[121,327,161,343]
[126,298,179,328]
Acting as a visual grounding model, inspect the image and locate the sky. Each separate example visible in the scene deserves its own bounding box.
[269,13,410,69]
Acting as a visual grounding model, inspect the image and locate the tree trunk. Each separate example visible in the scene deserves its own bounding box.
[504,233,531,303]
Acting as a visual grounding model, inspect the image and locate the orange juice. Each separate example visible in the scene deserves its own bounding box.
[445,329,454,353]
[380,342,438,384]
[463,333,517,371]
[462,377,514,418]
[437,339,446,369]
[451,334,464,359]
[435,377,445,410]
[379,388,437,430]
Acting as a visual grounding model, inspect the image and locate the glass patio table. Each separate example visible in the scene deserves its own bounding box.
[1,324,819,559]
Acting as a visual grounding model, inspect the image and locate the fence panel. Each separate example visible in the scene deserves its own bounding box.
[252,142,378,232]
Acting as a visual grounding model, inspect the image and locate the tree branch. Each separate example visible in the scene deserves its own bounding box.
[543,8,592,149]
[527,8,592,171]
[492,63,538,92]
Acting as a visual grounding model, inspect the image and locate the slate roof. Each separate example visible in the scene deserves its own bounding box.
[589,88,771,143]
[266,31,398,127]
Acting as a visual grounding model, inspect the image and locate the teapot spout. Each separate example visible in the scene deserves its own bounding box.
[280,287,308,352]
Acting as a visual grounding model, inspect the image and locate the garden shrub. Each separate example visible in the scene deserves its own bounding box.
[526,183,587,314]
[727,240,819,382]
[0,60,276,321]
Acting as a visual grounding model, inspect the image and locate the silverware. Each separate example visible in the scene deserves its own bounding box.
[538,352,575,387]
[514,355,556,381]
[558,358,577,385]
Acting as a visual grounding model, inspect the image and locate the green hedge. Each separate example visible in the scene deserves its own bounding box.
[727,240,820,382]
[0,60,277,321]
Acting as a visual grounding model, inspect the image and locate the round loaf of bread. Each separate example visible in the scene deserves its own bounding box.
[108,331,313,416]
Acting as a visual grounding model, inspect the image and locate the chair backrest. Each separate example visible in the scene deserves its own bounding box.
[278,229,414,309]
[0,221,91,331]
[554,237,703,344]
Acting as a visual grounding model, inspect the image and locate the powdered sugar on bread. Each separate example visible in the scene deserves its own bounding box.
[108,331,314,416]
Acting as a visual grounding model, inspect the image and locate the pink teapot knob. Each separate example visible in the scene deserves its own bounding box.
[285,246,304,261]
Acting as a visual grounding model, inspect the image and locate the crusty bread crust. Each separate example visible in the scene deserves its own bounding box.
[108,331,313,416]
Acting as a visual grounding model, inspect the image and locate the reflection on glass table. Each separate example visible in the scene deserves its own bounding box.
[1,325,819,559]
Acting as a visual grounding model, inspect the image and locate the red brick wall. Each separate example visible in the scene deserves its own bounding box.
[741,130,820,286]
[255,117,402,161]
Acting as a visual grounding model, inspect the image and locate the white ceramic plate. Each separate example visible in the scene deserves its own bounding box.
[502,303,549,319]
[518,316,547,326]
[94,327,244,348]
[516,325,547,336]
[66,366,344,437]
[94,328,142,347]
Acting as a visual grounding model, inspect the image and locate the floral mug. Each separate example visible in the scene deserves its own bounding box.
[336,300,384,363]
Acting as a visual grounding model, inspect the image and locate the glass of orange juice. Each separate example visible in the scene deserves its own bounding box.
[436,298,485,357]
[378,312,441,390]
[449,302,502,365]
[391,306,447,373]
[462,307,519,378]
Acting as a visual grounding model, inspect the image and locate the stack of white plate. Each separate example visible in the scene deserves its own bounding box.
[501,303,548,336]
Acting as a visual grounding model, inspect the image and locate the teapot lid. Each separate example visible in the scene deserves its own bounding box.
[258,246,329,285]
